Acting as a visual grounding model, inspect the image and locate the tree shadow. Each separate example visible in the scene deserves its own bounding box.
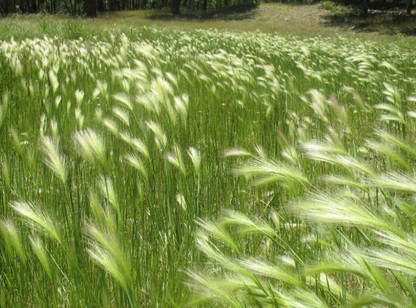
[321,4,416,35]
[145,4,258,21]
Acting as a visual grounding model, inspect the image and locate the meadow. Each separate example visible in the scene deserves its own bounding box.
[1,18,416,308]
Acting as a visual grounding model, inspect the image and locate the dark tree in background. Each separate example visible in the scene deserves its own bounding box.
[0,0,12,14]
[407,0,413,14]
[85,0,97,16]
[171,0,179,14]
[363,0,368,15]
[97,0,105,11]
[0,0,413,18]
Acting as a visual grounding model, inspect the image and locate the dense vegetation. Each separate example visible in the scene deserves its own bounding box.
[1,23,416,308]
[1,0,414,17]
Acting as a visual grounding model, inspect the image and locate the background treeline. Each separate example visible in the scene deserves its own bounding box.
[0,0,414,27]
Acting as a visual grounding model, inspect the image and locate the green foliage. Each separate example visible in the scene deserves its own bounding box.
[320,0,338,11]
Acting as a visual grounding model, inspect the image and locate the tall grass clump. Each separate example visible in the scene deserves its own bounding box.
[188,87,416,306]
[0,23,415,307]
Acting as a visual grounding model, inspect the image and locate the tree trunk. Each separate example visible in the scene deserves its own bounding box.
[363,0,368,16]
[85,0,97,17]
[20,0,26,13]
[0,0,10,15]
[407,0,413,14]
[97,0,104,11]
[171,0,179,15]
[202,0,207,11]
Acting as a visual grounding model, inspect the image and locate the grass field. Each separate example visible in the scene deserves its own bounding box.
[1,8,416,308]
[1,2,416,39]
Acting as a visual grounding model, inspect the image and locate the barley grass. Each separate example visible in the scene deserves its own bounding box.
[0,24,416,307]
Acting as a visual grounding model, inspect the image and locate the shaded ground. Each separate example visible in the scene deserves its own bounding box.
[103,3,337,35]
[141,3,416,35]
[145,3,331,26]
[146,4,258,20]
[321,4,416,35]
